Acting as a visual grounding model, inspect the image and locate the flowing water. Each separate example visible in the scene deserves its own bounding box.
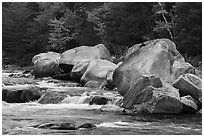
[2,71,202,135]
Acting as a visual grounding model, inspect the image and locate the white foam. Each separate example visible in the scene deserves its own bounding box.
[96,121,150,128]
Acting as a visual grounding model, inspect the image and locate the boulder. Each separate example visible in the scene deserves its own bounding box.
[89,95,110,105]
[70,60,90,82]
[122,74,163,108]
[2,85,41,103]
[20,85,41,102]
[172,61,195,80]
[59,44,112,73]
[173,73,202,103]
[2,88,22,103]
[81,59,117,85]
[113,39,185,96]
[32,52,61,78]
[180,95,198,113]
[123,86,183,114]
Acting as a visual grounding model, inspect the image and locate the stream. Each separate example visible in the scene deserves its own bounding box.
[2,71,202,135]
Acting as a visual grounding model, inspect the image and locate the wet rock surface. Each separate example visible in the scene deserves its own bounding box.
[3,85,41,103]
[32,122,96,130]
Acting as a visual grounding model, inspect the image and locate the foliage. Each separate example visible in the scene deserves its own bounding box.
[174,2,202,56]
[88,2,155,56]
[152,2,176,41]
[2,2,202,66]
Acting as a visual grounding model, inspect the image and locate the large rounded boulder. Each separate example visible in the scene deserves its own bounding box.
[113,39,186,96]
[32,52,61,78]
[59,44,112,73]
[81,59,118,85]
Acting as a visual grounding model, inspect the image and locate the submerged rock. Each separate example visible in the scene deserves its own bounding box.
[32,52,61,78]
[36,122,77,130]
[35,122,96,130]
[50,123,77,130]
[78,123,96,129]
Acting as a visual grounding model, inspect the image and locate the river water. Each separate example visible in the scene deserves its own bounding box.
[2,71,202,135]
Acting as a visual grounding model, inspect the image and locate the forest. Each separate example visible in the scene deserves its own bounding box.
[2,2,202,67]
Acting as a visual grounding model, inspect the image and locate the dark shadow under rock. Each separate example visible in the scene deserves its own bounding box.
[78,123,96,129]
[89,95,110,105]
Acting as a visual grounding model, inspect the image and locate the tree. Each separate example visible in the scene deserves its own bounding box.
[152,2,176,41]
[2,2,41,65]
[174,2,202,56]
[88,2,155,57]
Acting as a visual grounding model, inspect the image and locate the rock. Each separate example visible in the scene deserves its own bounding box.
[78,123,96,129]
[124,86,183,114]
[180,95,198,113]
[2,77,36,85]
[36,123,55,129]
[113,39,185,96]
[122,74,165,108]
[81,59,117,85]
[50,123,77,130]
[173,73,202,102]
[172,61,195,80]
[59,44,112,73]
[2,85,41,103]
[38,87,96,104]
[84,81,101,88]
[37,122,77,130]
[20,85,41,102]
[89,96,110,105]
[2,89,23,103]
[38,90,71,104]
[70,60,90,82]
[32,52,61,78]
